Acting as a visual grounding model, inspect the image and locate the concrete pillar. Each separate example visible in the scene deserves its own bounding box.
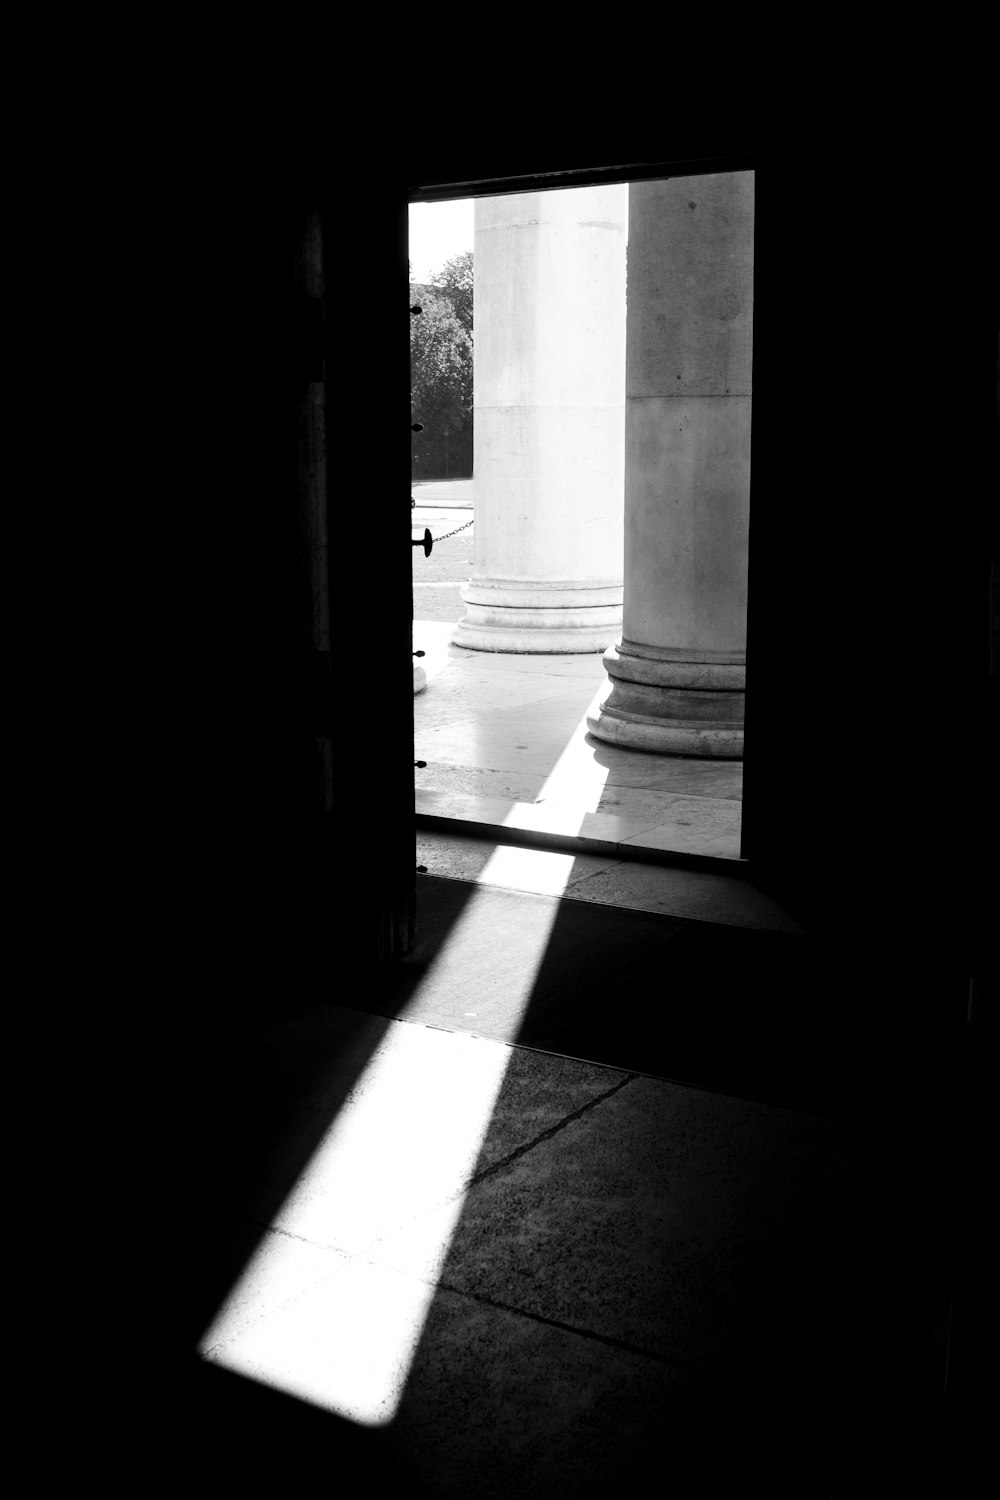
[587,172,753,755]
[452,186,627,652]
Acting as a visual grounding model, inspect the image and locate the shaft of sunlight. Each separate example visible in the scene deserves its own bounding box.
[500,683,613,826]
[197,884,564,1426]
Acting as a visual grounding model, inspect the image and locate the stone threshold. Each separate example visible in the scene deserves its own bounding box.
[415,787,747,876]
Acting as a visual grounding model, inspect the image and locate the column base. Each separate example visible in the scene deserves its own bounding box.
[452,580,622,654]
[586,641,745,758]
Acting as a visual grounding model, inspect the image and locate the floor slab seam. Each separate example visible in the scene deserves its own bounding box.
[415,814,747,873]
[465,1073,638,1190]
[344,1070,642,1253]
[222,1211,339,1253]
[364,1001,877,1129]
[415,869,796,935]
[206,1226,720,1389]
[430,1279,719,1378]
[200,1206,717,1376]
[208,1029,639,1266]
[198,1230,356,1358]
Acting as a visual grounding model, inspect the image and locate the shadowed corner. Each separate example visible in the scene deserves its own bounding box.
[151,145,990,1495]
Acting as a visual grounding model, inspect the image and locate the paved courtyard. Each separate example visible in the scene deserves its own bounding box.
[412,482,745,872]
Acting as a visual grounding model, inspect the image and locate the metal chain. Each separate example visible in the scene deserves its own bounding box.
[432,517,474,542]
[411,503,474,544]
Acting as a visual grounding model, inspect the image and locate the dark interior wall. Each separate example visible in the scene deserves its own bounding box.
[153,135,996,1011]
[742,163,998,965]
[407,140,997,969]
[96,121,993,1479]
[141,154,398,1039]
[155,165,339,1022]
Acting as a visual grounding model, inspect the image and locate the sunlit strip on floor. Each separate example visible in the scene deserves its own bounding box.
[531,686,612,807]
[197,849,572,1427]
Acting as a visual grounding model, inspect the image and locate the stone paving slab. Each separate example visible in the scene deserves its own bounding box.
[415,831,809,932]
[416,788,744,865]
[412,668,602,727]
[191,1006,626,1251]
[386,1072,911,1376]
[388,1285,732,1499]
[411,616,744,858]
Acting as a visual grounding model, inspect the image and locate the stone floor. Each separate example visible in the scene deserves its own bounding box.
[415,831,808,934]
[182,875,946,1495]
[412,620,744,867]
[171,494,958,1490]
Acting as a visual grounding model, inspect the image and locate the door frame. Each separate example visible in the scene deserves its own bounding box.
[405,150,759,884]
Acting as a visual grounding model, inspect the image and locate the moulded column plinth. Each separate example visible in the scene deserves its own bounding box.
[452,579,621,654]
[586,640,744,756]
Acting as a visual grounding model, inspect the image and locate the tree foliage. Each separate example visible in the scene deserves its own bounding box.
[410,288,471,435]
[410,253,474,476]
[430,250,473,335]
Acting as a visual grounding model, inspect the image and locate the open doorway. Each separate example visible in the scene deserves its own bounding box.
[411,172,751,874]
